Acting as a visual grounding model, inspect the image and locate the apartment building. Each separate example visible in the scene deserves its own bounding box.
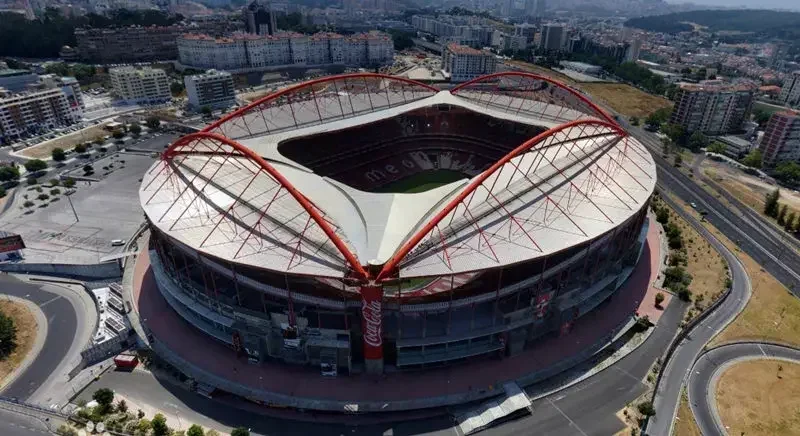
[760,111,800,167]
[0,87,77,144]
[40,75,84,120]
[109,67,170,104]
[442,43,497,83]
[779,71,800,108]
[669,82,755,135]
[177,31,394,72]
[539,24,565,52]
[185,70,236,111]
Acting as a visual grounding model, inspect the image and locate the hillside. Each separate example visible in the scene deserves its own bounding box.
[625,9,800,38]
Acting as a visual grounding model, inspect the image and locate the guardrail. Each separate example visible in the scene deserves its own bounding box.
[0,395,70,419]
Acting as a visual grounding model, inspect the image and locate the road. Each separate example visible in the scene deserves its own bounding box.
[688,343,800,435]
[621,120,800,292]
[0,406,56,436]
[0,275,78,402]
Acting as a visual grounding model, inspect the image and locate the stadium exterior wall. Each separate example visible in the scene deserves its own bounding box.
[146,201,649,374]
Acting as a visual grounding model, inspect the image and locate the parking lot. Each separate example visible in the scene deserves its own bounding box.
[0,151,159,264]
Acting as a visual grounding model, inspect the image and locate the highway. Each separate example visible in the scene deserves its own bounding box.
[0,275,78,402]
[621,121,800,291]
[688,343,800,435]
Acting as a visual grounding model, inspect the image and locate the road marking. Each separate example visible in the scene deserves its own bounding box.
[614,366,642,383]
[38,295,61,308]
[758,344,767,356]
[546,397,588,436]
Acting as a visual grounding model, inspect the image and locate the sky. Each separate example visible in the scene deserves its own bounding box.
[667,0,800,11]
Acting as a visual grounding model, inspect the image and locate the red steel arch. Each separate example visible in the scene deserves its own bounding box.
[203,73,439,138]
[450,71,617,125]
[376,118,628,281]
[162,131,370,280]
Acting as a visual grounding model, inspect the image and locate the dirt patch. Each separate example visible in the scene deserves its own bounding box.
[0,300,38,387]
[503,60,578,85]
[704,161,800,217]
[675,389,702,436]
[716,360,800,436]
[580,83,672,119]
[19,123,110,159]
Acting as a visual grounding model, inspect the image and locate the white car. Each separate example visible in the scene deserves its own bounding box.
[111,239,126,246]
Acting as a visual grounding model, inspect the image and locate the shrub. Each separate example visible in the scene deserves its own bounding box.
[655,292,665,307]
[637,401,656,416]
[52,147,66,162]
[655,207,669,224]
[63,178,76,188]
[0,310,18,357]
[26,176,38,186]
[678,288,692,302]
[50,188,61,196]
[92,388,114,412]
[23,200,34,208]
[56,424,78,436]
[37,194,49,201]
[24,159,48,173]
[49,178,60,186]
[187,425,205,436]
[74,143,87,154]
[116,399,128,413]
[151,413,169,436]
[231,428,250,436]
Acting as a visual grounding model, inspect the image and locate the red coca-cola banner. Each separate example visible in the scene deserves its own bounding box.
[360,285,383,360]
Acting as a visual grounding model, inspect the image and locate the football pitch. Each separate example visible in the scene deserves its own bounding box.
[376,170,466,194]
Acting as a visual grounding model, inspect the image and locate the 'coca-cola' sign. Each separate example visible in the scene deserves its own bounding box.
[361,285,383,360]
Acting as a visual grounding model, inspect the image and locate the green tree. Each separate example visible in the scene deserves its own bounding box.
[752,108,771,127]
[765,189,781,217]
[629,116,640,126]
[170,81,185,96]
[687,131,708,152]
[187,425,205,436]
[151,413,169,436]
[785,212,796,232]
[707,141,727,154]
[638,401,656,416]
[112,129,125,139]
[146,116,160,130]
[83,164,94,174]
[0,309,18,358]
[92,388,114,412]
[136,418,152,435]
[740,149,763,169]
[201,106,212,117]
[63,177,76,188]
[0,165,20,182]
[116,399,128,413]
[51,147,66,162]
[205,430,221,436]
[773,161,800,186]
[24,159,48,173]
[673,153,682,167]
[778,204,788,226]
[661,123,686,146]
[231,428,250,436]
[656,207,669,224]
[655,292,665,308]
[129,123,142,136]
[73,143,87,154]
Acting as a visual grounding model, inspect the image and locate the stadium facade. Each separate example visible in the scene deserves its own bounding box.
[140,72,656,376]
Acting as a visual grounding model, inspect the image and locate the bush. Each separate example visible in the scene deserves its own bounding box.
[0,186,5,198]
[655,207,669,224]
[116,399,128,413]
[151,413,169,436]
[52,147,66,162]
[655,292,665,307]
[37,194,49,201]
[231,428,250,436]
[56,424,78,436]
[74,143,87,154]
[678,288,692,302]
[638,401,656,416]
[63,178,76,188]
[24,159,48,173]
[49,178,60,187]
[0,165,20,182]
[187,425,205,436]
[83,164,94,174]
[0,310,18,358]
[23,200,34,208]
[93,388,115,412]
[50,188,61,196]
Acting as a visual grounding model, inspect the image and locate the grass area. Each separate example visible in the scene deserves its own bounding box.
[666,197,800,348]
[502,60,577,85]
[19,123,110,159]
[716,360,800,436]
[674,389,702,436]
[375,170,466,194]
[580,83,672,119]
[753,101,788,116]
[0,301,37,388]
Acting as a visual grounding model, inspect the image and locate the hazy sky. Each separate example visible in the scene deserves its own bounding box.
[667,0,800,11]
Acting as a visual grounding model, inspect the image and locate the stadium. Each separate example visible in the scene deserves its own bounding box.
[139,72,656,377]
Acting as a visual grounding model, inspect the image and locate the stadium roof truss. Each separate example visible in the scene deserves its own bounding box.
[143,72,656,282]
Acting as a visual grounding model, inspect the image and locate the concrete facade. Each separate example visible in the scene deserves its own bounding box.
[185,70,236,111]
[109,67,170,105]
[760,110,800,167]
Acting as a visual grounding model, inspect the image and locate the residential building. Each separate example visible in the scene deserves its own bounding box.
[0,87,78,144]
[442,43,496,83]
[779,71,800,107]
[0,69,39,93]
[185,70,236,111]
[502,33,528,51]
[40,75,84,120]
[244,0,278,36]
[514,23,537,44]
[760,111,800,166]
[177,31,394,72]
[109,67,171,104]
[410,15,494,47]
[625,37,642,62]
[539,24,564,52]
[715,135,752,159]
[670,82,755,135]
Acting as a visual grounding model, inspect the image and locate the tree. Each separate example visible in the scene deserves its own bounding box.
[146,116,160,130]
[764,189,781,217]
[201,106,212,117]
[629,116,640,126]
[92,388,114,412]
[231,428,250,436]
[707,141,727,155]
[655,292,665,308]
[774,161,800,186]
[740,149,763,169]
[137,419,152,435]
[752,108,771,127]
[170,81,185,96]
[112,129,125,139]
[74,143,87,154]
[656,207,669,224]
[24,159,48,173]
[187,425,205,436]
[687,131,708,152]
[83,164,94,174]
[116,399,128,413]
[129,123,142,136]
[205,430,221,436]
[785,212,796,232]
[0,165,20,182]
[0,310,18,358]
[673,153,682,167]
[151,413,169,436]
[52,147,66,162]
[63,178,76,188]
[661,123,686,146]
[661,137,671,156]
[777,204,788,226]
[638,401,656,416]
[94,137,105,145]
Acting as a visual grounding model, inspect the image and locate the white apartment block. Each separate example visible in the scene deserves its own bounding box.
[779,71,800,107]
[109,67,171,104]
[40,75,84,120]
[185,70,236,111]
[442,43,497,83]
[0,87,78,144]
[177,31,394,72]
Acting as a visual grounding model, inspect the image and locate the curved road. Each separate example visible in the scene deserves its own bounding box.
[688,343,800,435]
[645,192,752,435]
[0,275,79,402]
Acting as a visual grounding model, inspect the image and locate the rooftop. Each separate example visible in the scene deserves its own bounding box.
[0,69,34,78]
[446,43,486,56]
